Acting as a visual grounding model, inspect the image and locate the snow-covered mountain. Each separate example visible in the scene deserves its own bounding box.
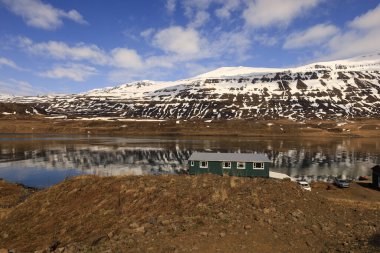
[2,54,380,120]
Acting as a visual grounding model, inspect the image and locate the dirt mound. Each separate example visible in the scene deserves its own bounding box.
[0,175,379,252]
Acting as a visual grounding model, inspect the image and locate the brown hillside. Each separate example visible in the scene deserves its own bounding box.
[0,175,379,253]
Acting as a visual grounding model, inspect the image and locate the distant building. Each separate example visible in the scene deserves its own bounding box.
[372,165,380,189]
[188,152,271,177]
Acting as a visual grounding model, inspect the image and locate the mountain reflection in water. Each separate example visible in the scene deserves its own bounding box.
[0,135,379,187]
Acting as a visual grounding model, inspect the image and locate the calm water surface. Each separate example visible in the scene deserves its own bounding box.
[0,134,379,188]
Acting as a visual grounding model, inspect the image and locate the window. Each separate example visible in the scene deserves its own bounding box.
[253,162,264,169]
[237,162,245,169]
[190,161,194,166]
[222,161,231,169]
[200,161,208,168]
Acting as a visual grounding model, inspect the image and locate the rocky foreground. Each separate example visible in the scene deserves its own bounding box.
[0,175,379,253]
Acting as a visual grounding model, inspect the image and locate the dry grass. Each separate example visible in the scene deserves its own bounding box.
[0,117,380,137]
[0,175,379,252]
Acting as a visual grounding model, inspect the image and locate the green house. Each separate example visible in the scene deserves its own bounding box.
[188,152,271,177]
[372,165,380,189]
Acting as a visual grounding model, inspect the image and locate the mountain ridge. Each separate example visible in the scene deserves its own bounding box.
[1,54,380,121]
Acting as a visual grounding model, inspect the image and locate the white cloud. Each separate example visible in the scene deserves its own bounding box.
[215,0,241,19]
[326,29,380,59]
[20,38,109,65]
[108,68,169,83]
[322,4,380,59]
[181,0,241,26]
[209,30,252,62]
[166,0,176,13]
[145,55,175,68]
[189,10,210,28]
[349,4,380,30]
[111,48,143,69]
[19,38,146,70]
[254,34,278,46]
[0,57,21,70]
[0,79,38,95]
[40,64,97,82]
[140,28,155,39]
[284,24,339,49]
[243,0,321,28]
[185,63,215,76]
[1,0,87,30]
[153,26,202,56]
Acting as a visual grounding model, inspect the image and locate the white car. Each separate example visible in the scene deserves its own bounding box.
[297,181,311,191]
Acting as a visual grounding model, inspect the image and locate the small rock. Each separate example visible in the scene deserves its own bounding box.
[134,226,145,234]
[91,236,108,246]
[217,212,225,219]
[63,244,80,253]
[148,217,157,225]
[129,222,139,229]
[1,233,8,239]
[200,232,208,237]
[345,223,352,228]
[107,231,114,239]
[161,220,171,226]
[49,240,60,251]
[244,225,252,230]
[263,208,270,214]
[55,248,65,253]
[291,209,304,219]
[219,232,226,238]
[311,224,320,234]
[33,250,46,253]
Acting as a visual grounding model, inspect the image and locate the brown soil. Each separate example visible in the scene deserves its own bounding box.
[0,175,379,253]
[0,117,380,138]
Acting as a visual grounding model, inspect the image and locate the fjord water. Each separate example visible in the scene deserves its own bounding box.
[0,134,379,188]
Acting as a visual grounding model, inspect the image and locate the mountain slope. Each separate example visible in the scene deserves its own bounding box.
[3,54,380,120]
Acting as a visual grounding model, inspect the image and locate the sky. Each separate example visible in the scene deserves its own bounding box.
[0,0,380,95]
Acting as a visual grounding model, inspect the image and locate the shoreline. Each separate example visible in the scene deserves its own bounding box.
[0,117,380,138]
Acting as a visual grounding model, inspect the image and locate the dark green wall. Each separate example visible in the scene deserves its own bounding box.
[188,160,270,177]
[373,171,379,188]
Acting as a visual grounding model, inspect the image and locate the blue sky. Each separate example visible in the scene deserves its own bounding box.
[0,0,380,95]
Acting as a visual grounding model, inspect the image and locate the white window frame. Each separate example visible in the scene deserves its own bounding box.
[237,162,245,169]
[253,162,264,170]
[222,161,231,169]
[200,161,208,168]
[190,161,194,166]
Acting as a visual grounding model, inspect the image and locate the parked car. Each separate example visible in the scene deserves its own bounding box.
[297,181,311,191]
[334,177,350,188]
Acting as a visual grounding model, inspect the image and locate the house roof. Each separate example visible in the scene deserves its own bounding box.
[188,152,271,163]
